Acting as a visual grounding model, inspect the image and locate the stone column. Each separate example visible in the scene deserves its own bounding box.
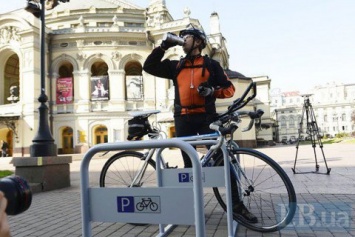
[108,69,125,111]
[143,71,157,108]
[73,70,91,113]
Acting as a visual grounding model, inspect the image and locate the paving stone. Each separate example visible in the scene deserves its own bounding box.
[4,143,355,236]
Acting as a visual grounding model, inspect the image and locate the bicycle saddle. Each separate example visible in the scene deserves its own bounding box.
[129,110,160,118]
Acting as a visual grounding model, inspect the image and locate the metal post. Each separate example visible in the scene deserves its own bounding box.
[28,0,57,157]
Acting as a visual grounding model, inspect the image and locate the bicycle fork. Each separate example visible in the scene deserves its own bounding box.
[130,149,156,187]
[229,152,255,199]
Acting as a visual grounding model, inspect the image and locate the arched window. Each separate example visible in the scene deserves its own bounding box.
[280,116,287,128]
[56,62,74,104]
[59,62,73,77]
[125,61,143,100]
[289,116,295,128]
[3,54,20,105]
[91,61,109,101]
[341,113,346,121]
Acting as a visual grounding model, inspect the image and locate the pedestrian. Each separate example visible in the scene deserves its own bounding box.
[1,141,8,158]
[143,25,257,223]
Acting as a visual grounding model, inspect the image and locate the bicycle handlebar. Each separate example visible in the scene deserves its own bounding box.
[209,82,264,150]
[216,82,257,123]
[227,82,257,113]
[238,109,264,132]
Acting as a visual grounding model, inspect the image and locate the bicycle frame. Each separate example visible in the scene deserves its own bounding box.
[177,132,255,202]
[129,130,250,192]
[129,148,160,187]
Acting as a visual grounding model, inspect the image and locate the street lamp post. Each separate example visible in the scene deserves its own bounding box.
[25,0,69,156]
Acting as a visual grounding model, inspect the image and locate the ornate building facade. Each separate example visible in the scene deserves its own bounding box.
[270,82,355,142]
[0,0,272,156]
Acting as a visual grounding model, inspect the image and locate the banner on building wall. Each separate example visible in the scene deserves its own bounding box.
[91,76,109,101]
[126,76,143,100]
[56,77,73,104]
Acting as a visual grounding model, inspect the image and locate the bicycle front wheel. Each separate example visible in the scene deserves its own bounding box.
[213,148,297,233]
[100,151,157,188]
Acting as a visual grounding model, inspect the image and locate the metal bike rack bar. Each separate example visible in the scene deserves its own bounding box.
[80,139,205,237]
[155,139,238,237]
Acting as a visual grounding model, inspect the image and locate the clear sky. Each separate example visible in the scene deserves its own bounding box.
[1,0,354,92]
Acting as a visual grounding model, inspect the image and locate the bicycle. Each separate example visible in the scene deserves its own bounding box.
[99,82,297,233]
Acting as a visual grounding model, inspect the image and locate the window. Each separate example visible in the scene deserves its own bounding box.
[342,113,346,121]
[3,54,20,105]
[125,22,144,27]
[289,116,295,128]
[126,76,143,100]
[56,62,74,105]
[280,117,287,128]
[125,61,143,101]
[98,22,113,27]
[333,116,338,122]
[91,61,109,101]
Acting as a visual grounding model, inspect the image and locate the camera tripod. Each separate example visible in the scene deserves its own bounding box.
[292,94,331,175]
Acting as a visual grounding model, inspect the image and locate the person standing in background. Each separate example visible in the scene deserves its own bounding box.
[1,141,8,157]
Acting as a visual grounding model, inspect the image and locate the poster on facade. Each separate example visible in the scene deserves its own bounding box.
[91,76,109,101]
[56,77,73,104]
[126,76,143,100]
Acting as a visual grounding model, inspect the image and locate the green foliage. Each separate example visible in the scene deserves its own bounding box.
[335,132,348,138]
[0,170,13,178]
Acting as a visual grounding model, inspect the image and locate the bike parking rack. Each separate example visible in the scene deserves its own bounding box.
[155,139,238,237]
[80,139,205,237]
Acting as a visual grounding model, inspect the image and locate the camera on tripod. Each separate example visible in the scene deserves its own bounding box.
[0,175,32,215]
[293,93,331,175]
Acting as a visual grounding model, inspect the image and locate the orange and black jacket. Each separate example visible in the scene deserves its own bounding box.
[143,47,235,116]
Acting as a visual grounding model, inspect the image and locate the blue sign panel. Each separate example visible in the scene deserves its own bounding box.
[178,173,190,182]
[117,196,134,213]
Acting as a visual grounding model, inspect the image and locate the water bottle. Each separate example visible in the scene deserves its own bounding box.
[162,32,185,46]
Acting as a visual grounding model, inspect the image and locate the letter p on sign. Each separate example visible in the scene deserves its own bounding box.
[117,196,134,212]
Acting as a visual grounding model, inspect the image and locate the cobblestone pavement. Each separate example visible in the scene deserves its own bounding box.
[2,143,355,236]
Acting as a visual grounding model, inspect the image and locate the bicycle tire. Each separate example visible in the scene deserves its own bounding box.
[100,151,157,188]
[212,148,297,232]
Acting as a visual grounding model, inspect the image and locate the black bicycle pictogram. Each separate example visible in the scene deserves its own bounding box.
[136,198,158,211]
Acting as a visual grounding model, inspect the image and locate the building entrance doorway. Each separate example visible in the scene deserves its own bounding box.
[62,127,74,154]
[94,125,108,145]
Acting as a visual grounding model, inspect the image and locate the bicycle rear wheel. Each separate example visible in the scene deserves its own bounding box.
[213,148,296,232]
[100,151,156,188]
